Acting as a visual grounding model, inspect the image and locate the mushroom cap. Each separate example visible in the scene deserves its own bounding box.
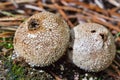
[14,12,70,67]
[68,23,116,72]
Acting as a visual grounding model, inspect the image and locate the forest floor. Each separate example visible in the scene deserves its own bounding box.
[0,0,120,80]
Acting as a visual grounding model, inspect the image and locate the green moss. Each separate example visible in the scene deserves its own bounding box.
[116,32,120,38]
[0,37,13,49]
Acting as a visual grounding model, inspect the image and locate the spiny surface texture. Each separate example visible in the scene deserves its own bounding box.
[14,12,70,67]
[68,23,116,72]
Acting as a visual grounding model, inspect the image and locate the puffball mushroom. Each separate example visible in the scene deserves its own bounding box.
[13,12,70,67]
[68,23,116,72]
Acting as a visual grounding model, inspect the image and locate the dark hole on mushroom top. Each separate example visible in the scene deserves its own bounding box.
[49,29,52,31]
[99,33,107,42]
[91,30,96,33]
[69,47,73,51]
[28,19,39,31]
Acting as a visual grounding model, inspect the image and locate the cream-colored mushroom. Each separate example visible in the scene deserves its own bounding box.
[68,23,116,72]
[14,11,70,67]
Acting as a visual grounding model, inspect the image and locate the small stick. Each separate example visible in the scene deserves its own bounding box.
[51,0,74,27]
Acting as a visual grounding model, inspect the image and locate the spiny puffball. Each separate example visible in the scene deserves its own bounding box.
[14,12,70,67]
[68,23,116,72]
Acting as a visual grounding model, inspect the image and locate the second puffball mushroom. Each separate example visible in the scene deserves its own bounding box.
[68,23,116,72]
[13,12,70,67]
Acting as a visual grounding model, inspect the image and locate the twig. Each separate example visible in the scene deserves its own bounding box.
[0,32,14,38]
[39,1,120,24]
[50,71,63,80]
[0,21,21,26]
[0,15,28,21]
[76,13,120,32]
[92,17,120,32]
[113,60,120,69]
[111,64,120,76]
[64,0,108,15]
[51,0,74,27]
[0,26,17,31]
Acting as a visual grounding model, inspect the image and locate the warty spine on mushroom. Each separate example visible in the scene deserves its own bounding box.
[13,11,70,67]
